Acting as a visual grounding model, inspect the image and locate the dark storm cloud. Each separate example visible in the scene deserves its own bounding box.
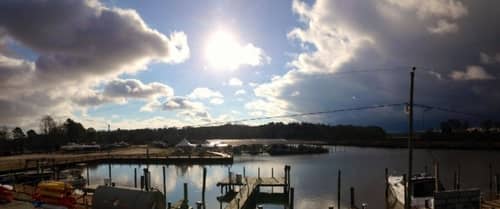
[0,0,189,127]
[252,0,500,131]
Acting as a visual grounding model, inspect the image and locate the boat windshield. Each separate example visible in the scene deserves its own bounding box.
[412,179,436,197]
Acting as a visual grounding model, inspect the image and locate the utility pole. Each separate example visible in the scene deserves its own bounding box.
[406,67,416,209]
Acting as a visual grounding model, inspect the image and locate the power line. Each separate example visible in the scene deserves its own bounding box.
[195,103,485,128]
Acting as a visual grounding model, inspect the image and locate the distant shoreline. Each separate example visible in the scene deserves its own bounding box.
[325,138,500,150]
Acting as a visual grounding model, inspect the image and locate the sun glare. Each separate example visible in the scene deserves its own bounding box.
[205,30,241,70]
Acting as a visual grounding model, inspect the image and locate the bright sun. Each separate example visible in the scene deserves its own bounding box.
[205,30,240,70]
[205,30,262,70]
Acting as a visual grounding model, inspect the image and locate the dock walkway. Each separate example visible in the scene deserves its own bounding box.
[217,176,287,209]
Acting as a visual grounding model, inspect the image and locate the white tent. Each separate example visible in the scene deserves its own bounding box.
[175,139,195,148]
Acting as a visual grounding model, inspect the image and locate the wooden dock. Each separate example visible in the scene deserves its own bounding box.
[217,177,287,209]
[483,199,500,209]
[216,165,292,209]
[0,150,233,174]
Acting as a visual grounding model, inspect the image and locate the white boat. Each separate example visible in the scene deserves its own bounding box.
[387,173,444,209]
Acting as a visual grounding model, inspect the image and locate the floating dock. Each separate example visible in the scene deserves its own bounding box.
[216,165,292,209]
[0,152,233,174]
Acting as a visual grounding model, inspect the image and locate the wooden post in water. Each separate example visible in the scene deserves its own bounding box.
[202,167,207,205]
[350,187,355,209]
[243,166,246,178]
[181,182,189,209]
[496,174,500,199]
[290,187,295,209]
[453,170,458,190]
[337,170,341,209]
[272,167,274,178]
[456,164,461,190]
[134,168,137,188]
[489,163,493,200]
[108,163,112,184]
[258,167,261,179]
[385,168,388,208]
[86,166,90,186]
[403,174,407,208]
[434,162,439,193]
[163,166,167,203]
[168,202,172,209]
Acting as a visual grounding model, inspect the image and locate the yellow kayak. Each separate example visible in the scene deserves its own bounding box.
[38,181,73,192]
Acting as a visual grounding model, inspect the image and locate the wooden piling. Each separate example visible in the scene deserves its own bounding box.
[338,170,341,209]
[290,187,295,209]
[350,187,355,209]
[168,202,172,209]
[496,174,500,198]
[86,166,90,186]
[258,167,261,179]
[202,167,207,205]
[163,166,167,202]
[453,170,457,190]
[243,166,246,178]
[134,168,137,188]
[272,167,274,178]
[434,162,439,193]
[184,182,188,202]
[457,164,461,190]
[403,174,407,208]
[108,163,112,183]
[489,163,493,200]
[384,168,389,199]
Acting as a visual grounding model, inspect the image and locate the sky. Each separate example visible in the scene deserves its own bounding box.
[0,0,499,132]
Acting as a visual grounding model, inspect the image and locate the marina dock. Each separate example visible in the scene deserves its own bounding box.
[0,149,233,174]
[216,165,292,209]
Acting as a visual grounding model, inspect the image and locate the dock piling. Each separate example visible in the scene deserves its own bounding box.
[496,174,500,198]
[290,187,295,209]
[202,167,207,205]
[337,170,341,209]
[163,166,167,203]
[434,162,439,193]
[258,167,260,179]
[86,166,90,186]
[350,187,355,209]
[108,163,112,184]
[489,163,493,200]
[456,164,461,190]
[272,167,274,178]
[243,166,246,178]
[134,168,137,188]
[168,202,172,209]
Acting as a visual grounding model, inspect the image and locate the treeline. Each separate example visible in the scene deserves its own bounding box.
[422,119,500,141]
[0,116,387,155]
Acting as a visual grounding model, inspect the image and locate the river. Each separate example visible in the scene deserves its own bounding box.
[84,146,500,209]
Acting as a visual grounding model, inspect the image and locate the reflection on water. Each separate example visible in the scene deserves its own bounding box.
[84,147,500,209]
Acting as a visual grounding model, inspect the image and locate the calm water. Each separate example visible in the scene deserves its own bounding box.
[84,147,500,209]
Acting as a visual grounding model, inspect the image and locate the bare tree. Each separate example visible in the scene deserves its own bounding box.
[40,115,57,135]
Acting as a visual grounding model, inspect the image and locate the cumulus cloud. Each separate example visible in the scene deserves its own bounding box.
[450,65,495,80]
[209,98,224,105]
[228,77,243,86]
[250,0,500,131]
[103,79,173,99]
[234,89,246,96]
[161,97,205,111]
[187,87,223,100]
[0,0,189,128]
